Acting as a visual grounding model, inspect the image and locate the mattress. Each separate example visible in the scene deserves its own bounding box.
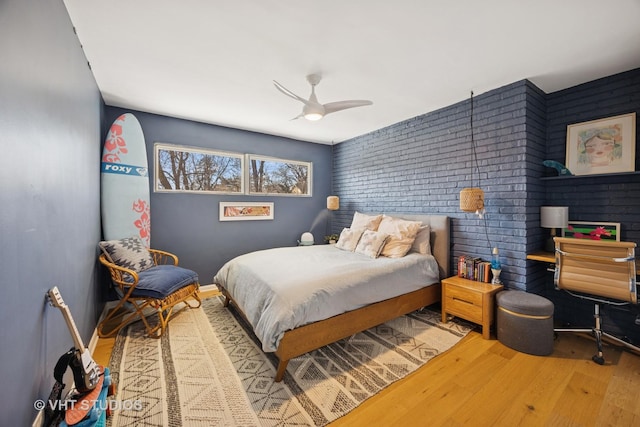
[213,244,440,352]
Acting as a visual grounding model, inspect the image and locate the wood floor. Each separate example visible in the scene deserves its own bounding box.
[94,290,640,426]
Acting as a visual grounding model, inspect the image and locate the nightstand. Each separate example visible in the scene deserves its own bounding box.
[441,276,503,339]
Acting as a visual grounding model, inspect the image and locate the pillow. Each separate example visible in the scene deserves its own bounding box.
[355,230,389,258]
[99,236,155,273]
[335,228,364,252]
[350,211,383,231]
[377,215,422,258]
[411,225,432,255]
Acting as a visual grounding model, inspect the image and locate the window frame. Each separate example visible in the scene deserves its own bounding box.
[153,143,245,194]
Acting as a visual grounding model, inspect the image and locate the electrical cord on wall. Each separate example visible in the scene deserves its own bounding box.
[468,91,495,257]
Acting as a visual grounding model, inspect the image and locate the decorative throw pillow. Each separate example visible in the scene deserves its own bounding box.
[350,211,383,231]
[411,225,432,255]
[99,236,155,273]
[355,230,389,258]
[335,228,365,252]
[378,215,422,258]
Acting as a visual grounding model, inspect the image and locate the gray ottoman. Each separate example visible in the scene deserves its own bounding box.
[496,290,554,356]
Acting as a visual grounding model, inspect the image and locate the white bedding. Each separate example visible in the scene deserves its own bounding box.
[212,244,440,352]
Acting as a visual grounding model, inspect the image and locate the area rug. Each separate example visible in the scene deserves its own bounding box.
[107,296,473,426]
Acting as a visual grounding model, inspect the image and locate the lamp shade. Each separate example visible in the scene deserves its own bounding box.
[460,188,485,212]
[540,206,569,229]
[327,195,340,210]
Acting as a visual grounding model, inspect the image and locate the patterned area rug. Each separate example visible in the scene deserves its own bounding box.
[107,296,473,426]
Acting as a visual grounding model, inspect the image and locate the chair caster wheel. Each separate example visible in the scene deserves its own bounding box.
[592,355,605,365]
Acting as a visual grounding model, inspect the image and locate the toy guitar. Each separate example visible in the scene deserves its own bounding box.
[47,286,100,394]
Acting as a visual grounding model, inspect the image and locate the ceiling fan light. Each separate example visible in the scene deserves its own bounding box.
[304,112,323,121]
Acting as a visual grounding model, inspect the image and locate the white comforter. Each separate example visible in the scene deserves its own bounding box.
[212,245,440,352]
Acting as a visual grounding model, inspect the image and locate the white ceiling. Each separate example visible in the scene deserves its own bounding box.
[63,0,640,145]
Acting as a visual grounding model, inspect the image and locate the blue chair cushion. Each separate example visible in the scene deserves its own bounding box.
[130,265,199,299]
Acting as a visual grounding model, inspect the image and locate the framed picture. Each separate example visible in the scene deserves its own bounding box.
[561,221,620,241]
[219,202,274,221]
[565,112,636,176]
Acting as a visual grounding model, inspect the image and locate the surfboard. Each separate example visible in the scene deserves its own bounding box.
[101,113,151,246]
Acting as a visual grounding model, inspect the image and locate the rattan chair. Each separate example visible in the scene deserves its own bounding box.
[553,237,639,364]
[98,238,201,338]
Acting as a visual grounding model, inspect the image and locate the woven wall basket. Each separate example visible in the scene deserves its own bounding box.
[460,187,485,212]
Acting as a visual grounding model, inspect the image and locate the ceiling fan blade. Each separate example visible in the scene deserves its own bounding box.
[273,80,310,105]
[323,100,373,115]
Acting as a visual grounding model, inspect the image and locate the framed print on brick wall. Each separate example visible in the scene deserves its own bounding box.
[565,112,636,176]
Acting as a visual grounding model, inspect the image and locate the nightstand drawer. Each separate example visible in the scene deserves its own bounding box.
[446,285,482,306]
[445,295,483,323]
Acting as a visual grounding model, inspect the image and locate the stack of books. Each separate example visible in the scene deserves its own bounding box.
[457,255,492,283]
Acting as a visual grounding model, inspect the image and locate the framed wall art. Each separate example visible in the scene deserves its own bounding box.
[561,221,620,241]
[219,202,274,221]
[565,112,636,176]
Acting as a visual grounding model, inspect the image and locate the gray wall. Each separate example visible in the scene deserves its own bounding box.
[104,107,332,284]
[0,0,103,425]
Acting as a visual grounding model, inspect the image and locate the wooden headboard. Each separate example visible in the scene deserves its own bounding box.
[365,213,450,279]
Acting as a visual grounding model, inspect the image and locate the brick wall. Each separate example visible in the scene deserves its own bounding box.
[332,80,538,289]
[333,67,640,343]
[541,68,640,340]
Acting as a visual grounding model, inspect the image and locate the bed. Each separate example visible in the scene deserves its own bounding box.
[213,213,450,381]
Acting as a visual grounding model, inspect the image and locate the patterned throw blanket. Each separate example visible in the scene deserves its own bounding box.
[108,296,472,426]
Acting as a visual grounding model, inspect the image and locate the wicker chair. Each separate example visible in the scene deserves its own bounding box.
[98,237,201,338]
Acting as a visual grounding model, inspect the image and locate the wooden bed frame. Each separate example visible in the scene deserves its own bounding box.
[220,214,450,382]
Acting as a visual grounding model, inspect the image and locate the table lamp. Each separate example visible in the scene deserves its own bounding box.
[540,206,569,252]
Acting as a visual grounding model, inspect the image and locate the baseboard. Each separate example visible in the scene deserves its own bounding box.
[199,283,218,292]
[88,300,118,354]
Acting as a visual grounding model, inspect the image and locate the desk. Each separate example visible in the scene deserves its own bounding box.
[526,251,555,263]
[527,250,640,275]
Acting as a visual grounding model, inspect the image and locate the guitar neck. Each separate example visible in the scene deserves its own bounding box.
[59,305,86,353]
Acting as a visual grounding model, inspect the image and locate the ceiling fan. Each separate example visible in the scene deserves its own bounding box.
[273,74,372,121]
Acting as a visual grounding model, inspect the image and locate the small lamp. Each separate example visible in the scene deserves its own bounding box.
[540,206,569,252]
[327,195,339,210]
[460,187,485,217]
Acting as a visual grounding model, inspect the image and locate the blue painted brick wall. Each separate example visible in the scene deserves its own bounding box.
[333,80,536,289]
[333,67,640,344]
[540,68,640,341]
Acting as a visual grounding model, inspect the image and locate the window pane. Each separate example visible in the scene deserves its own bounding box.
[154,143,243,193]
[248,155,311,196]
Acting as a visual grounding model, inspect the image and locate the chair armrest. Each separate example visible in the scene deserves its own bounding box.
[98,254,140,294]
[148,248,179,266]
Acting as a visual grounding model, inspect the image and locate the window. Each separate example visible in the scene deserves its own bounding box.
[154,143,244,194]
[247,155,312,196]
